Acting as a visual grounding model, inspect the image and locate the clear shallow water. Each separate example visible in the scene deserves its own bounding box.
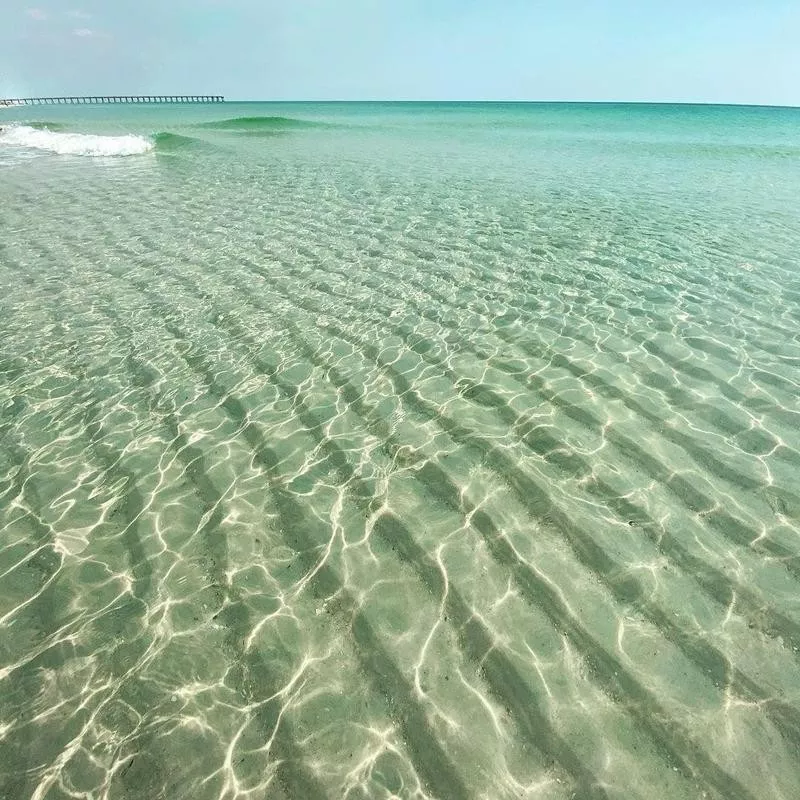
[1,101,800,800]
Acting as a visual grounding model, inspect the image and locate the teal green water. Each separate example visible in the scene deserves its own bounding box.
[1,102,800,800]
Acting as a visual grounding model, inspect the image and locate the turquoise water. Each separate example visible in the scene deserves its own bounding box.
[1,101,800,800]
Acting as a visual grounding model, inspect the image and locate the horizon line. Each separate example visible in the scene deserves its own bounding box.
[222,99,800,110]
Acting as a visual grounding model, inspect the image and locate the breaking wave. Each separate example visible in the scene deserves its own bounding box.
[0,124,154,156]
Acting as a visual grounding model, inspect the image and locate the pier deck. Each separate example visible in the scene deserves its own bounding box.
[0,95,224,106]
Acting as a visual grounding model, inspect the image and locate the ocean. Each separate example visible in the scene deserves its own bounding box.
[1,101,799,800]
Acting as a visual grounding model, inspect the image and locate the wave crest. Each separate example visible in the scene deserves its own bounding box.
[0,125,153,156]
[27,121,67,131]
[153,131,201,151]
[196,116,324,133]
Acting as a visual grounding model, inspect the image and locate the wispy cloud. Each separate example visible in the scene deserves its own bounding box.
[67,10,92,20]
[72,27,110,40]
[26,8,48,21]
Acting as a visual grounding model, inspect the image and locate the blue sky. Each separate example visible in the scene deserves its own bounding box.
[2,1,799,104]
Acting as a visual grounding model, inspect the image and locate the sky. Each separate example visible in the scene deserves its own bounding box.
[1,1,799,105]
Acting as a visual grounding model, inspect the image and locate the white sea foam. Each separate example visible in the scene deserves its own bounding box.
[0,124,153,156]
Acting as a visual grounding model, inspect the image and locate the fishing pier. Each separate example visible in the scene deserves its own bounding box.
[1,95,224,106]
